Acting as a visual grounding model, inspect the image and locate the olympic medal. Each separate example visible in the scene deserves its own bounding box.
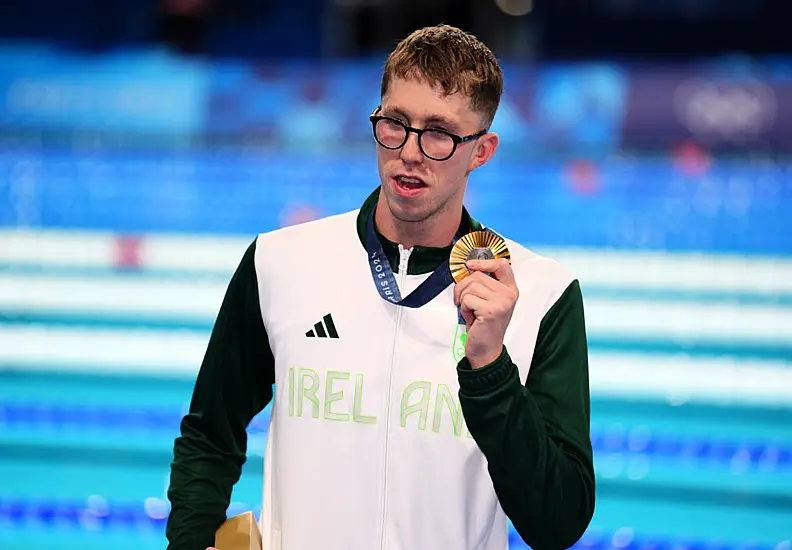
[450,231,510,283]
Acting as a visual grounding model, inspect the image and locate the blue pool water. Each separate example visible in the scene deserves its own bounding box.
[2,359,791,548]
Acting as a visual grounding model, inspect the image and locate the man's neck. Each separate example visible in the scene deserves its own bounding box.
[356,187,483,276]
[374,198,462,250]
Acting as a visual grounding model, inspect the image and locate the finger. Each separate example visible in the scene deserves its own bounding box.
[460,287,511,323]
[464,270,505,293]
[454,271,503,305]
[459,292,488,321]
[454,273,480,305]
[467,258,516,289]
[458,281,498,308]
[455,277,496,306]
[460,302,475,326]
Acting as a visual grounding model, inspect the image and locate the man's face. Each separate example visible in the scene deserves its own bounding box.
[375,76,498,225]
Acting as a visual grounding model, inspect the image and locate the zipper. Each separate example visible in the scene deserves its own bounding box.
[378,244,411,550]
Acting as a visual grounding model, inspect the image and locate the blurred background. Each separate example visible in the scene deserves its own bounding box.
[0,0,791,549]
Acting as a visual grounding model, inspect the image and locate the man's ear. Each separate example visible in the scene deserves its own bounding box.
[468,132,499,172]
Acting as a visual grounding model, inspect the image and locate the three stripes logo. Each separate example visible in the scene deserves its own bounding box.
[306,313,339,339]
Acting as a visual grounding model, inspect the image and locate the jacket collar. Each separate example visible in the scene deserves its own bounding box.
[355,186,483,275]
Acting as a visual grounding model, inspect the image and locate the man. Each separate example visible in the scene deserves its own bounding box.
[166,24,595,550]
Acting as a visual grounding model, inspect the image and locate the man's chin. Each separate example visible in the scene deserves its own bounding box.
[389,204,438,225]
[381,186,441,224]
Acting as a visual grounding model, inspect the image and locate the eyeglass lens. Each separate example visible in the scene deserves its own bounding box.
[374,119,456,160]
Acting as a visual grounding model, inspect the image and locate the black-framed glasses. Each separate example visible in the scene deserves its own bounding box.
[369,109,487,161]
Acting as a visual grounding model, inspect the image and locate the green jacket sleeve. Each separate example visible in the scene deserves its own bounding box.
[166,239,275,550]
[457,279,595,550]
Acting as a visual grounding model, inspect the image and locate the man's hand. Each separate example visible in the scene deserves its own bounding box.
[453,258,519,369]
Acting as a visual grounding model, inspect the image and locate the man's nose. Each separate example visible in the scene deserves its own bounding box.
[400,132,424,163]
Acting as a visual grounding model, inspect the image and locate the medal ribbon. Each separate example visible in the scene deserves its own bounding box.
[365,206,502,326]
[365,206,463,309]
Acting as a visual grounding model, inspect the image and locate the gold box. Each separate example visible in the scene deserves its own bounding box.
[214,511,262,550]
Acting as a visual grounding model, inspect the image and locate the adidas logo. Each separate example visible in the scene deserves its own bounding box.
[306,313,339,339]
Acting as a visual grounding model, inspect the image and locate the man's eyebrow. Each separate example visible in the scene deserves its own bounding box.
[424,114,460,132]
[382,106,461,132]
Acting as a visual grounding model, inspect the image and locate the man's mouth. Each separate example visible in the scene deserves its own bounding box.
[395,175,427,190]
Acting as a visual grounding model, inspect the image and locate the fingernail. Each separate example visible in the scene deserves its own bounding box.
[466,260,478,268]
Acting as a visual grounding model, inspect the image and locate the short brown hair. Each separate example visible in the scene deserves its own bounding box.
[381,25,503,128]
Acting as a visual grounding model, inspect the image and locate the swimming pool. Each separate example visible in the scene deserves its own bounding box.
[2,370,791,549]
[1,229,790,550]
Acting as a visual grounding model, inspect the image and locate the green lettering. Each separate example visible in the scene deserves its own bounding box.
[400,381,431,430]
[353,373,377,424]
[297,369,320,418]
[433,384,463,436]
[324,371,350,421]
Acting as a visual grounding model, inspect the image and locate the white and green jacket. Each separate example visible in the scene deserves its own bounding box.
[166,187,595,550]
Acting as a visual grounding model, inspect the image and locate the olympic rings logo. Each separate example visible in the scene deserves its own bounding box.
[673,78,778,141]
